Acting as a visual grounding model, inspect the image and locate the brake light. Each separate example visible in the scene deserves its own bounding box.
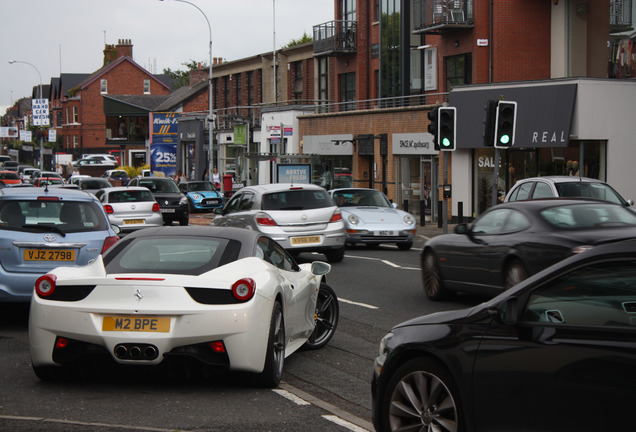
[101,235,119,254]
[55,337,69,349]
[330,208,343,222]
[35,274,56,298]
[209,341,226,353]
[152,202,160,212]
[37,196,60,201]
[103,204,114,214]
[255,212,277,226]
[232,278,256,302]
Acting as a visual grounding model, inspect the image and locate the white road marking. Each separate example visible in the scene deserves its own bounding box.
[345,254,419,271]
[272,388,311,405]
[322,415,371,432]
[339,297,378,310]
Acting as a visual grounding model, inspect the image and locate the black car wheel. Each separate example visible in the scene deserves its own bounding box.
[397,242,413,251]
[504,259,527,289]
[302,283,339,350]
[380,358,461,432]
[255,301,285,388]
[422,251,447,301]
[179,215,189,226]
[325,247,345,263]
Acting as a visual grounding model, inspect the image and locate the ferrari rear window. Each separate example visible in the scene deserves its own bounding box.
[103,236,241,275]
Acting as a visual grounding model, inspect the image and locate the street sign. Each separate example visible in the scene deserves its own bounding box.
[31,98,50,126]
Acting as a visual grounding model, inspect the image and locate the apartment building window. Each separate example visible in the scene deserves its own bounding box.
[339,72,356,111]
[380,0,401,98]
[73,135,79,149]
[213,78,219,110]
[235,74,241,106]
[72,106,79,124]
[445,53,472,91]
[65,108,69,124]
[101,79,107,94]
[318,58,329,107]
[339,0,356,21]
[224,77,230,107]
[144,79,150,94]
[247,71,254,106]
[294,61,303,100]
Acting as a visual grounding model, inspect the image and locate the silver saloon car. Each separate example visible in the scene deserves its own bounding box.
[211,183,346,262]
[94,186,163,233]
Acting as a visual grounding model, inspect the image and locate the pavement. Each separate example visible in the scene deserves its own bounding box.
[189,212,454,239]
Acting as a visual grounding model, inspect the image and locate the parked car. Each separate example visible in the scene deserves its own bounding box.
[94,186,163,233]
[31,171,64,185]
[20,167,40,183]
[33,177,65,187]
[2,160,20,171]
[329,188,416,250]
[211,183,346,262]
[29,226,338,387]
[0,170,22,185]
[102,169,130,186]
[178,180,223,212]
[0,155,12,167]
[373,237,636,432]
[72,154,118,167]
[0,187,119,302]
[421,199,636,300]
[504,176,634,207]
[128,176,189,225]
[70,176,112,195]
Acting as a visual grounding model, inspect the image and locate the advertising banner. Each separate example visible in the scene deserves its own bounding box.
[32,99,50,126]
[276,164,311,184]
[150,143,177,177]
[20,130,32,142]
[48,129,57,142]
[150,112,180,144]
[0,127,18,138]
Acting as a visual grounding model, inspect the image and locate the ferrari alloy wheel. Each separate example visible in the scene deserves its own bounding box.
[302,283,339,350]
[422,251,447,301]
[505,259,527,289]
[255,301,285,387]
[382,358,460,432]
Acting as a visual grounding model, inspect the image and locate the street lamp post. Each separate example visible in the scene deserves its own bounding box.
[8,59,45,170]
[160,0,215,188]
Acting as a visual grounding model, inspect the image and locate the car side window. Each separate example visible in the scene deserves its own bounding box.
[502,210,530,233]
[522,261,636,327]
[257,237,299,272]
[472,209,511,235]
[531,182,554,199]
[224,193,244,214]
[510,182,534,202]
[239,193,255,211]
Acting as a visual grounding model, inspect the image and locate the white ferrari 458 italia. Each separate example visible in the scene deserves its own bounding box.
[29,226,338,387]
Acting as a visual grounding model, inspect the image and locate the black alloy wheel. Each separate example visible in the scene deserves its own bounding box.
[302,283,339,350]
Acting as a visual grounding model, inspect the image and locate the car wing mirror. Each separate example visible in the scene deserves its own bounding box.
[497,296,519,325]
[454,224,470,235]
[311,261,331,276]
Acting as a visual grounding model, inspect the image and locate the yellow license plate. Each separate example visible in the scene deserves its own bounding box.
[102,316,170,332]
[24,249,75,261]
[291,236,321,245]
[124,219,144,225]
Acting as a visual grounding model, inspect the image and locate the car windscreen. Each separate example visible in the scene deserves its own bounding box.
[103,236,242,275]
[108,189,155,202]
[540,203,636,229]
[332,189,391,207]
[0,172,19,180]
[140,180,180,193]
[0,199,109,232]
[555,182,626,205]
[189,182,216,192]
[261,189,333,210]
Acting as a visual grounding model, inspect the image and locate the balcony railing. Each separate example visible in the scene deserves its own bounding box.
[313,20,357,56]
[413,0,474,34]
[610,0,633,33]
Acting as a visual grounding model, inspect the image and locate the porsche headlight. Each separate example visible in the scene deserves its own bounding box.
[404,214,415,225]
[348,214,359,225]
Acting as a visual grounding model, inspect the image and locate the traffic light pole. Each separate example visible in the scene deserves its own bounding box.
[443,151,448,234]
[492,148,500,207]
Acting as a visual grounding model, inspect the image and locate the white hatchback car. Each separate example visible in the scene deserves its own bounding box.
[211,183,346,262]
[94,186,163,233]
[504,176,634,208]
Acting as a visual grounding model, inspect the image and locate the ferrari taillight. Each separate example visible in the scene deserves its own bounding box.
[330,208,343,222]
[152,202,160,212]
[209,341,226,353]
[232,278,256,302]
[103,204,114,214]
[101,236,119,254]
[35,274,56,298]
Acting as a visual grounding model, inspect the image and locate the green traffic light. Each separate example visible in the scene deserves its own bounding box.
[442,137,451,147]
[499,135,510,145]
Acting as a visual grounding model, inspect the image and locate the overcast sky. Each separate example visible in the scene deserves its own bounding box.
[0,0,333,114]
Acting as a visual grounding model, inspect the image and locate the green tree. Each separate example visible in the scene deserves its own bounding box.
[282,32,312,49]
[163,60,208,90]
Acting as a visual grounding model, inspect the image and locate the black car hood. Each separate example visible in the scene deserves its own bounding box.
[394,306,476,329]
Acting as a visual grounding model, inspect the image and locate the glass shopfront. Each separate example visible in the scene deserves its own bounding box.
[474,140,606,214]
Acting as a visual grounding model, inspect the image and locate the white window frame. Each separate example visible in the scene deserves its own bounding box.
[72,106,79,124]
[101,79,108,94]
[144,79,150,94]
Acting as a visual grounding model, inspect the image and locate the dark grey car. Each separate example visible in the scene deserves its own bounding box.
[128,177,189,225]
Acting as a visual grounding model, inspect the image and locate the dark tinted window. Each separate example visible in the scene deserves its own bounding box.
[555,182,625,205]
[262,189,332,210]
[0,200,107,232]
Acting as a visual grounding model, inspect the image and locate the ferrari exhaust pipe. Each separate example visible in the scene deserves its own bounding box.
[130,346,142,359]
[144,345,158,360]
[114,343,158,360]
[114,344,128,359]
